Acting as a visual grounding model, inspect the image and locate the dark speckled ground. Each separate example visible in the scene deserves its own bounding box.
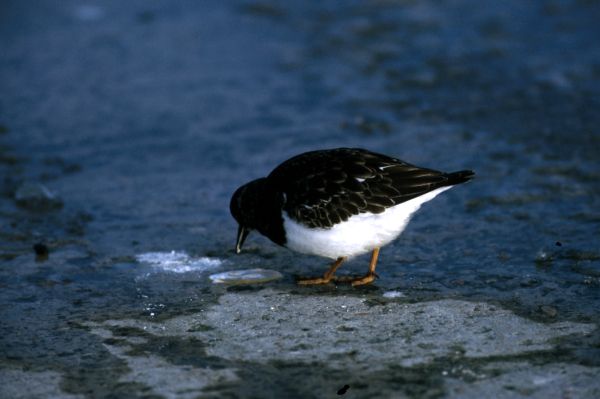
[1,1,599,398]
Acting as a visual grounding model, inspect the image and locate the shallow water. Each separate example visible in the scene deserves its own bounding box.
[1,0,599,398]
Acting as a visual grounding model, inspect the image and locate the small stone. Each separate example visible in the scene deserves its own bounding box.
[540,305,557,318]
[14,182,63,211]
[337,384,350,395]
[33,243,49,257]
[520,278,539,287]
[209,268,283,285]
[535,251,553,266]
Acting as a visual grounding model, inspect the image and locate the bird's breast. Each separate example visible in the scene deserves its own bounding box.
[282,187,451,259]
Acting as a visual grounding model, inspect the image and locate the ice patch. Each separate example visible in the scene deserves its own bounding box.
[382,290,405,298]
[136,251,223,273]
[209,268,283,285]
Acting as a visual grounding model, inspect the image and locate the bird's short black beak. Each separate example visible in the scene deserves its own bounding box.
[235,225,250,254]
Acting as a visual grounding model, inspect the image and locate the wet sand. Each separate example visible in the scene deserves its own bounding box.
[1,0,599,398]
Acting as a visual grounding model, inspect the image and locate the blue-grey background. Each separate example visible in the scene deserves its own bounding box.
[1,0,599,398]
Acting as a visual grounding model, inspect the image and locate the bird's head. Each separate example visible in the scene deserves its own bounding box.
[230,178,269,254]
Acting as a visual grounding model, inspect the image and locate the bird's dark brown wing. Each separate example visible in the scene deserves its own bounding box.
[267,148,472,228]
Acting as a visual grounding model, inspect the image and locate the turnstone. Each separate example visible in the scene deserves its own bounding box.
[230,148,474,286]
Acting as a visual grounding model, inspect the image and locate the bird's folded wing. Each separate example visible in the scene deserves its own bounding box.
[267,148,451,229]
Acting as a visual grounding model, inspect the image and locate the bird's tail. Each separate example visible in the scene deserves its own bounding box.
[445,170,475,185]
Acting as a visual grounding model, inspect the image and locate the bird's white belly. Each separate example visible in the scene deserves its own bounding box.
[282,187,451,259]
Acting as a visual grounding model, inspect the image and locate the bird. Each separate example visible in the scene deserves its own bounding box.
[230,148,474,286]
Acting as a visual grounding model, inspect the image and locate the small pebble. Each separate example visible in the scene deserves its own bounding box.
[520,278,539,287]
[15,182,63,211]
[337,384,350,395]
[33,243,49,257]
[540,305,558,317]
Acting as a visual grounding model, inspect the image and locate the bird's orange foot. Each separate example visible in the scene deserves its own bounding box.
[333,273,378,286]
[297,257,346,285]
[350,273,377,286]
[296,275,334,285]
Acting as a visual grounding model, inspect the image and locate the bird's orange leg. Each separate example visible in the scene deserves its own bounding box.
[349,247,380,286]
[297,256,346,285]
